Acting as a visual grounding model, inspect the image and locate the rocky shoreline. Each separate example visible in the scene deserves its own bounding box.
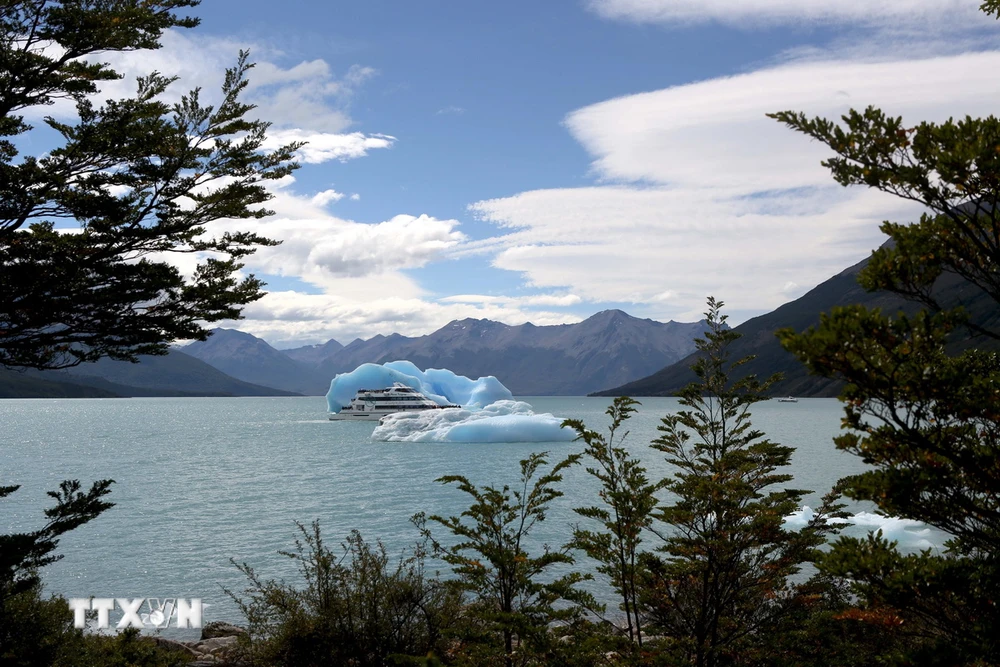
[143,621,247,666]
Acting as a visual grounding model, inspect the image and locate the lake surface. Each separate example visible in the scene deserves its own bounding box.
[0,395,884,635]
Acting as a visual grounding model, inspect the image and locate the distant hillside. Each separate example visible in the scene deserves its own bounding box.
[275,310,710,396]
[594,249,998,398]
[184,329,330,395]
[27,349,299,397]
[0,369,121,398]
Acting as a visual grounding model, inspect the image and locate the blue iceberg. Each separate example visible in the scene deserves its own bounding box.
[327,361,575,443]
[326,360,512,413]
[373,400,576,443]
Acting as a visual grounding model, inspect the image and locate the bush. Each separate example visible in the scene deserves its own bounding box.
[229,521,462,667]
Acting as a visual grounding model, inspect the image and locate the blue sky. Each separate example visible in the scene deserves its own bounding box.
[49,0,1000,346]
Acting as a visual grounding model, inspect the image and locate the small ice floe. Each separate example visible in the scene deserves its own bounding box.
[372,399,576,443]
[784,506,938,551]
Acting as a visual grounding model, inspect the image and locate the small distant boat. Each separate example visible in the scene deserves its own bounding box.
[777,396,798,403]
[329,383,459,421]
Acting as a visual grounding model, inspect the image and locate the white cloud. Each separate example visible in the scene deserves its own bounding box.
[311,189,345,206]
[208,187,466,290]
[470,50,1000,322]
[564,52,1000,192]
[227,291,585,346]
[440,293,583,307]
[586,0,990,28]
[264,130,395,164]
[30,30,385,157]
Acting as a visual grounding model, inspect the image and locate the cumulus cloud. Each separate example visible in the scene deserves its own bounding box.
[206,185,466,289]
[29,30,390,165]
[470,50,1000,321]
[586,0,990,28]
[311,189,345,206]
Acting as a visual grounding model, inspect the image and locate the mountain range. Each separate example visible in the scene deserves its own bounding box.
[595,248,997,398]
[0,350,300,398]
[184,311,712,396]
[6,244,992,400]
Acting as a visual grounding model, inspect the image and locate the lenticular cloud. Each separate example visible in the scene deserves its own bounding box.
[326,361,576,443]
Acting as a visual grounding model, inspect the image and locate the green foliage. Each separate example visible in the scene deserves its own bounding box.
[415,452,596,667]
[772,13,1000,661]
[768,107,1000,342]
[0,478,114,635]
[642,297,839,667]
[0,583,188,667]
[0,0,301,370]
[228,521,460,667]
[762,574,914,667]
[564,396,663,652]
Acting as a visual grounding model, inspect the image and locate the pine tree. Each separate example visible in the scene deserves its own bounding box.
[564,396,662,651]
[0,1,299,370]
[414,452,595,667]
[642,298,838,667]
[769,4,1000,660]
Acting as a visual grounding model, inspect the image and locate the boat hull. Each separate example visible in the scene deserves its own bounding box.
[328,412,383,421]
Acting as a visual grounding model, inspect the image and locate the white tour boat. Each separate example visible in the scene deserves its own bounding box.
[329,383,459,421]
[777,396,798,403]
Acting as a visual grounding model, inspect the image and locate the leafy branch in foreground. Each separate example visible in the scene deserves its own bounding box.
[773,42,1000,661]
[564,396,663,652]
[643,297,840,667]
[0,479,115,653]
[414,452,596,667]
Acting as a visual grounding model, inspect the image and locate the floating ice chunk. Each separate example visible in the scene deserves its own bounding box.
[326,361,512,413]
[372,400,576,443]
[784,506,939,551]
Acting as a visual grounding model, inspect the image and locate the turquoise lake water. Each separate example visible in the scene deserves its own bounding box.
[0,395,886,636]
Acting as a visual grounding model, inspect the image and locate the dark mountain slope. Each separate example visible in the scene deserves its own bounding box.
[0,369,121,398]
[184,329,329,395]
[595,252,997,398]
[52,349,298,397]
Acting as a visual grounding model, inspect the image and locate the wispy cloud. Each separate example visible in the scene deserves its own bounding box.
[585,0,991,29]
[470,49,1000,322]
[436,105,466,115]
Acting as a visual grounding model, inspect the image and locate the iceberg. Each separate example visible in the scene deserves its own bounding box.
[326,360,512,413]
[327,361,575,443]
[373,399,576,443]
[784,506,939,551]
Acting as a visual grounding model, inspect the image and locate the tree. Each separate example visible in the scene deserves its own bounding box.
[414,452,596,667]
[0,0,300,370]
[563,396,662,652]
[770,4,1000,660]
[642,298,839,667]
[0,479,114,651]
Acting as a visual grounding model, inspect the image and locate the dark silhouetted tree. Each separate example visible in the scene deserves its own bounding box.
[0,0,299,370]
